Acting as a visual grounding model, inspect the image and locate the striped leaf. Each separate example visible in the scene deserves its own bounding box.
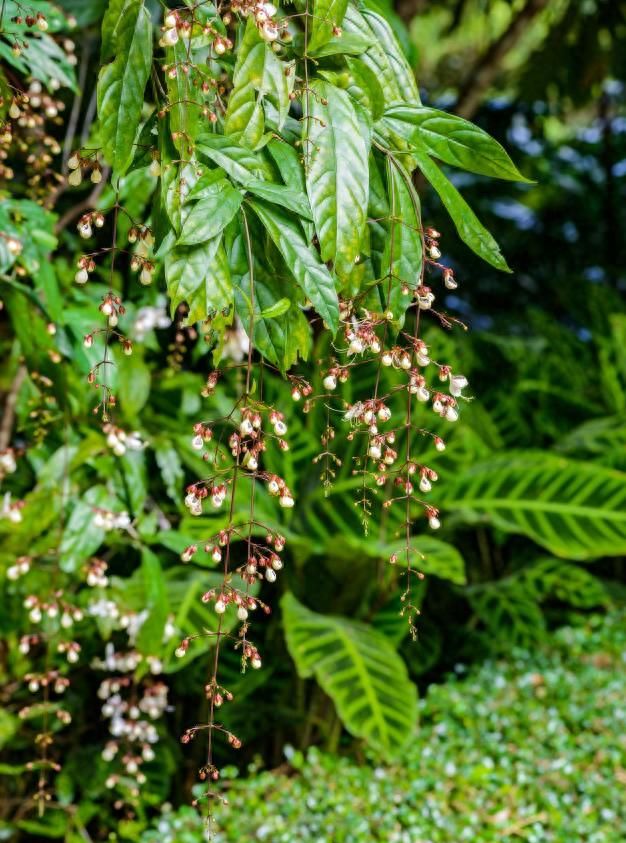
[282,592,418,758]
[439,453,626,560]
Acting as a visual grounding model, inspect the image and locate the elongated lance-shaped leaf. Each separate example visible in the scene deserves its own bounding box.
[308,0,349,52]
[166,39,201,154]
[97,0,152,176]
[381,159,423,324]
[248,198,339,332]
[225,19,293,148]
[362,7,419,104]
[304,79,369,282]
[413,148,511,271]
[282,592,418,758]
[196,133,276,183]
[382,105,531,182]
[235,259,312,372]
[242,179,312,219]
[177,180,243,246]
[438,453,626,560]
[165,237,233,326]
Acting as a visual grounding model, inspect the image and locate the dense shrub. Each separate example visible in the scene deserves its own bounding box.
[143,612,626,843]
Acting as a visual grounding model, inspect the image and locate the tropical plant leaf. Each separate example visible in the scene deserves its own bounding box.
[178,181,243,245]
[467,583,546,650]
[413,149,511,271]
[236,259,312,372]
[304,79,370,281]
[518,558,609,608]
[380,159,422,323]
[135,547,169,656]
[97,0,152,176]
[166,39,201,153]
[165,237,233,324]
[242,178,312,219]
[282,592,418,758]
[248,199,339,331]
[439,453,626,560]
[196,134,276,183]
[362,8,418,104]
[382,105,530,182]
[308,0,349,52]
[225,20,293,147]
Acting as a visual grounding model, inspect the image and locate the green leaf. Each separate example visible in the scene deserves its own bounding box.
[116,347,151,419]
[304,79,370,281]
[165,238,233,324]
[166,39,201,153]
[467,583,546,651]
[97,0,153,176]
[310,31,375,58]
[282,592,417,758]
[178,182,243,245]
[439,453,626,560]
[59,486,113,573]
[154,441,184,502]
[267,138,307,193]
[413,150,510,271]
[380,160,422,322]
[101,0,128,61]
[197,134,276,183]
[382,105,531,182]
[308,0,349,52]
[136,547,169,656]
[236,256,312,371]
[243,179,313,219]
[249,199,339,332]
[341,6,417,106]
[331,534,465,585]
[518,558,609,608]
[225,20,293,147]
[258,297,291,318]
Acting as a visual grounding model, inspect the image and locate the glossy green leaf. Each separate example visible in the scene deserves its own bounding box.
[97,0,152,176]
[383,105,530,182]
[225,20,293,147]
[178,181,243,245]
[242,178,312,219]
[101,0,128,61]
[282,592,418,758]
[308,0,349,52]
[440,453,626,560]
[196,134,276,183]
[249,199,339,332]
[304,79,369,281]
[310,31,375,57]
[166,39,201,153]
[236,258,311,371]
[414,149,510,271]
[165,238,233,325]
[381,160,423,322]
